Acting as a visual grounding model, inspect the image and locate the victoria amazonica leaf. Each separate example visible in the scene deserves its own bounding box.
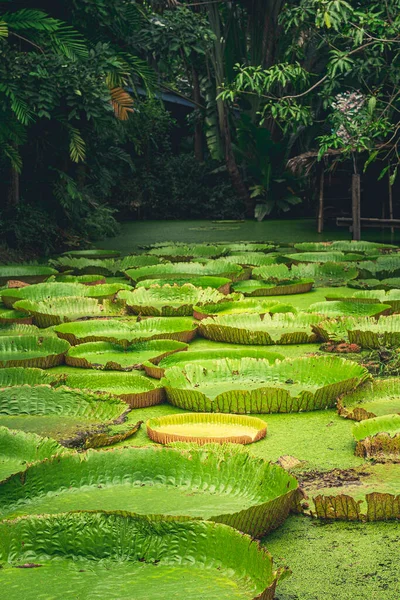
[0,512,288,599]
[358,256,400,279]
[353,414,400,458]
[326,289,400,312]
[0,265,57,285]
[0,336,70,368]
[143,347,284,379]
[0,367,60,387]
[252,264,292,280]
[55,317,197,346]
[0,426,64,480]
[305,301,390,317]
[0,324,41,336]
[161,356,369,413]
[232,279,314,296]
[51,257,117,275]
[65,339,188,370]
[0,384,132,446]
[136,276,232,294]
[119,284,237,317]
[216,253,281,267]
[294,241,396,253]
[146,244,227,260]
[193,299,295,319]
[147,413,267,445]
[55,274,106,285]
[14,297,115,327]
[61,249,121,259]
[223,242,275,253]
[0,308,33,324]
[198,312,321,345]
[338,378,400,420]
[0,445,298,537]
[290,262,359,286]
[285,251,363,263]
[347,315,400,347]
[64,370,165,407]
[124,260,246,283]
[1,282,87,308]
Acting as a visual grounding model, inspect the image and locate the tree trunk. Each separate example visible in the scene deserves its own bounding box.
[388,168,394,234]
[192,67,203,162]
[351,174,361,241]
[317,168,324,234]
[7,166,20,208]
[222,110,252,216]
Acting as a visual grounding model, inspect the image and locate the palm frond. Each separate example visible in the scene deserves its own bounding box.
[3,143,22,172]
[48,24,88,60]
[2,9,60,32]
[0,20,8,39]
[69,127,86,162]
[110,87,134,121]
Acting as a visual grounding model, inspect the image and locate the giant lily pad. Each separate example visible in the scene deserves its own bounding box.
[357,256,400,279]
[1,282,87,308]
[0,512,288,599]
[161,356,369,413]
[286,251,363,264]
[0,385,137,448]
[55,273,107,285]
[0,445,298,537]
[0,308,32,324]
[119,284,237,317]
[50,257,117,275]
[124,260,247,283]
[147,244,227,260]
[193,299,295,320]
[0,265,57,285]
[347,315,400,347]
[305,301,390,318]
[326,289,400,313]
[353,414,400,458]
[0,426,64,480]
[55,317,197,346]
[61,248,121,259]
[55,317,196,346]
[0,367,59,387]
[198,312,322,345]
[64,370,165,408]
[217,253,281,267]
[136,276,232,294]
[147,413,267,445]
[294,241,396,253]
[143,347,284,379]
[252,264,292,280]
[65,339,188,370]
[223,242,275,253]
[0,324,41,337]
[232,278,314,296]
[338,379,400,421]
[0,336,70,368]
[290,262,359,287]
[312,316,358,343]
[14,296,121,327]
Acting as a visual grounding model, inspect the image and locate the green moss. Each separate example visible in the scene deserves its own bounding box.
[264,516,400,600]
